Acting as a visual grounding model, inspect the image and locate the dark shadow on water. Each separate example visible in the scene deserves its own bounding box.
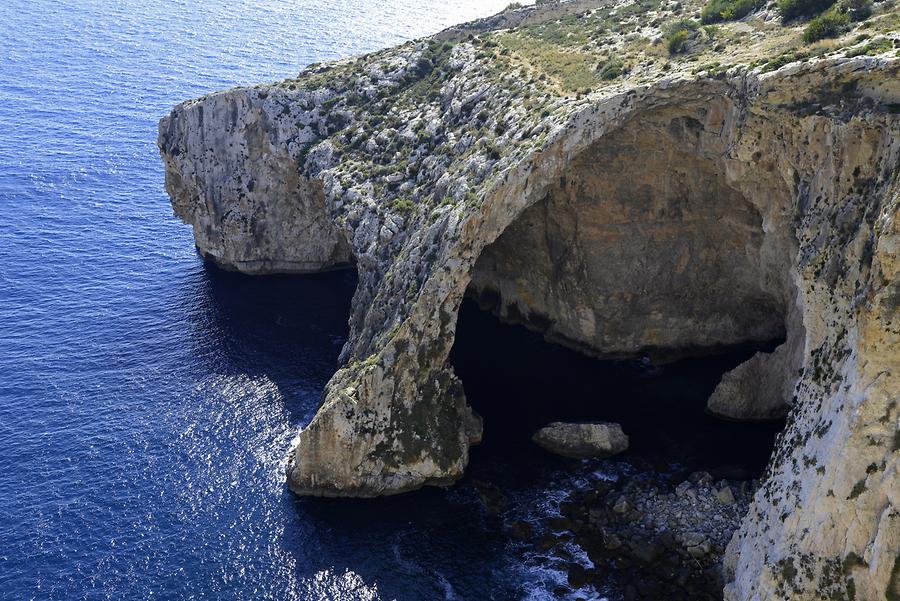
[451,298,786,483]
[292,488,512,600]
[183,263,357,423]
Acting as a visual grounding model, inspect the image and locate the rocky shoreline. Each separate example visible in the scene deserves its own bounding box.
[521,420,753,598]
[490,460,760,601]
[563,469,755,600]
[160,0,900,595]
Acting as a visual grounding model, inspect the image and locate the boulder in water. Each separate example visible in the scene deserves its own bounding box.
[532,422,629,459]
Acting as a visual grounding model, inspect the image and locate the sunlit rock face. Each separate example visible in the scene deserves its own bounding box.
[159,95,352,275]
[159,5,900,595]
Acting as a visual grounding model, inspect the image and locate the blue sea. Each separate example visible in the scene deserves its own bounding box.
[0,2,784,599]
[0,2,527,599]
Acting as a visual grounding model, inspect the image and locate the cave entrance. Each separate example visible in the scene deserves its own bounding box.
[452,110,795,477]
[450,298,784,478]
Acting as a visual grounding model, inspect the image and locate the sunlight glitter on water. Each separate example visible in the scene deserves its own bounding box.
[0,1,521,598]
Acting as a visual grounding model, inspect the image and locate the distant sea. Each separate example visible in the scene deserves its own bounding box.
[0,1,784,599]
[0,2,539,599]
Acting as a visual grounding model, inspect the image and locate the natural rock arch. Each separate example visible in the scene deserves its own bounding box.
[283,79,898,599]
[467,106,802,424]
[161,63,900,600]
[286,84,809,497]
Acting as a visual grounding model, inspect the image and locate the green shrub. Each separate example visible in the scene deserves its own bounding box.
[700,0,764,23]
[778,0,836,21]
[703,24,722,38]
[391,198,415,215]
[663,18,700,36]
[803,6,850,41]
[842,0,873,21]
[667,29,691,53]
[597,58,624,80]
[663,19,698,54]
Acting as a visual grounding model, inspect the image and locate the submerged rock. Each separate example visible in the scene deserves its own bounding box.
[532,422,629,459]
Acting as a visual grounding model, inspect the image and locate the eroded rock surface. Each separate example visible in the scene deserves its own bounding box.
[533,422,629,458]
[160,1,900,598]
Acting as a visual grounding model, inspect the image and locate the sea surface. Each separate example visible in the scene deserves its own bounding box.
[0,2,782,599]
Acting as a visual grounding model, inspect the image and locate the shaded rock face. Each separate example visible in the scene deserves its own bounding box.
[532,422,629,459]
[160,48,900,600]
[469,113,791,362]
[706,342,799,421]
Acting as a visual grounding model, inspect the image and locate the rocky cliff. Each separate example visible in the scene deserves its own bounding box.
[160,0,900,598]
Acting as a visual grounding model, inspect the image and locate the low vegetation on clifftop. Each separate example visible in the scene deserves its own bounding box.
[159,0,900,598]
[220,0,900,233]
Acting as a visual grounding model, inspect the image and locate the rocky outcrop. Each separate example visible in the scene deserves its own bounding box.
[532,422,629,458]
[160,1,900,598]
[159,95,352,274]
[706,339,799,421]
[557,469,759,600]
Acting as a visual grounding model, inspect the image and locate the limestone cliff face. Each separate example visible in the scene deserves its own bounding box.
[159,2,900,598]
[159,95,351,274]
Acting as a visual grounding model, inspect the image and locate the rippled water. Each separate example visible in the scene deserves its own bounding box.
[0,2,785,599]
[0,2,532,599]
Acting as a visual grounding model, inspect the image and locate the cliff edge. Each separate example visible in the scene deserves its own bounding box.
[160,0,900,598]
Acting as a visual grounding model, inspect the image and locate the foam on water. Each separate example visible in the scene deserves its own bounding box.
[0,2,786,599]
[0,2,527,599]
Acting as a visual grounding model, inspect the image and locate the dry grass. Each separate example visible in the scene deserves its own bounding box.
[497,33,598,94]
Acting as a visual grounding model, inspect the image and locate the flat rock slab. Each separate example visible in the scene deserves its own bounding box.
[532,422,629,459]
